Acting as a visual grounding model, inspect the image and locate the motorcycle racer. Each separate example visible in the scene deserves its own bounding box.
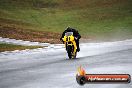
[60,27,81,52]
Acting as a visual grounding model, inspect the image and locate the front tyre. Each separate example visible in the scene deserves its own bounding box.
[67,46,72,59]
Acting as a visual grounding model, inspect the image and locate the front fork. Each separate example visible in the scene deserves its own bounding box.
[64,41,77,55]
[72,41,77,55]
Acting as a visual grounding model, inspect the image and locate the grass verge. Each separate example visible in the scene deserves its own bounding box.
[0,43,43,52]
[0,0,132,42]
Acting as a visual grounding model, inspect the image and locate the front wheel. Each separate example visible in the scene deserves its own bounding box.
[67,46,77,59]
[67,46,72,59]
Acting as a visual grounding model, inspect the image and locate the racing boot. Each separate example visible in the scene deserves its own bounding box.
[76,40,80,52]
[77,46,80,52]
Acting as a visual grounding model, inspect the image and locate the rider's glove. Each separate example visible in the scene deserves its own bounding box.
[60,37,64,44]
[60,37,62,41]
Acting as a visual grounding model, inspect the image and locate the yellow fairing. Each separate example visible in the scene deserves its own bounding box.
[62,35,77,54]
[63,36,67,42]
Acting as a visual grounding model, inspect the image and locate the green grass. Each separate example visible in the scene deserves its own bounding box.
[0,0,132,39]
[0,43,43,52]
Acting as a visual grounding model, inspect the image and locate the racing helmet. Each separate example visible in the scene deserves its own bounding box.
[66,26,72,31]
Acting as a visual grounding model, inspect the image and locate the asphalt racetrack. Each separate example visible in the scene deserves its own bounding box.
[0,39,132,88]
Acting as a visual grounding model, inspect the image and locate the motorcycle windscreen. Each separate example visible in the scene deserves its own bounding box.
[65,32,73,36]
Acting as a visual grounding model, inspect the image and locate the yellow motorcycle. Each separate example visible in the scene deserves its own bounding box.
[62,32,77,59]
